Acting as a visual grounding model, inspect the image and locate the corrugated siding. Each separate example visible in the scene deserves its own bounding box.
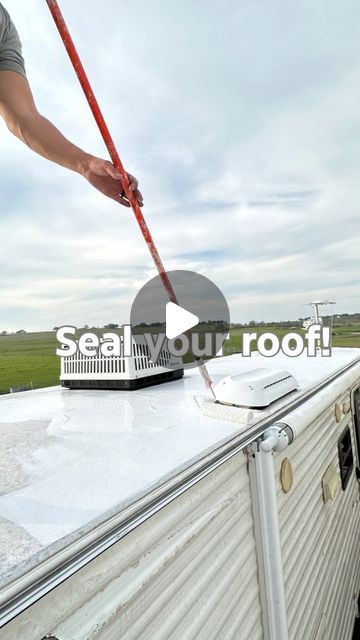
[274,387,360,640]
[3,451,263,640]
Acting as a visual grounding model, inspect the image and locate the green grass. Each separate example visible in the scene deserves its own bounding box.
[0,332,59,394]
[0,324,359,395]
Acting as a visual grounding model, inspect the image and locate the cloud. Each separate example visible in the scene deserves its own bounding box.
[0,0,359,330]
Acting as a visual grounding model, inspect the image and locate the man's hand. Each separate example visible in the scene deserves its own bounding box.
[80,156,143,207]
[0,71,143,208]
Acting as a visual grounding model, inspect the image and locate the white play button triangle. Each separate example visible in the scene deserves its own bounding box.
[166,301,199,340]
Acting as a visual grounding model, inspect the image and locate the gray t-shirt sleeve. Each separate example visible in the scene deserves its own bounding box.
[0,3,26,77]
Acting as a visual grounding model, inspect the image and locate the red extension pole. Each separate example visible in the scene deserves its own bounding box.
[46,0,176,304]
[45,0,213,390]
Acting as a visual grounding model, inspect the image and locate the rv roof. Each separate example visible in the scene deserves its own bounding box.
[1,347,359,590]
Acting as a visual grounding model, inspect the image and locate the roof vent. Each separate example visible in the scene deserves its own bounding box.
[60,336,183,390]
[214,367,298,408]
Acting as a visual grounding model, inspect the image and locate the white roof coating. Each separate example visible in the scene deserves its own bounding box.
[1,348,359,587]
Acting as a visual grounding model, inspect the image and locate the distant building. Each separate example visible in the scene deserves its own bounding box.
[303,316,323,330]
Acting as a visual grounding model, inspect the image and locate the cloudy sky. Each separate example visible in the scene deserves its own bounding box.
[1,0,359,331]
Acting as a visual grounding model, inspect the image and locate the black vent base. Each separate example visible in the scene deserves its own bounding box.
[61,369,184,391]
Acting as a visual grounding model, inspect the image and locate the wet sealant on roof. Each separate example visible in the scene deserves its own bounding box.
[0,348,359,587]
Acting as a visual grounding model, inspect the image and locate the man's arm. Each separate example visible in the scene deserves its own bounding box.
[0,70,143,207]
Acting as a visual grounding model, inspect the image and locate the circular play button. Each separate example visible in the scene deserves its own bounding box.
[130,270,230,370]
[165,301,199,339]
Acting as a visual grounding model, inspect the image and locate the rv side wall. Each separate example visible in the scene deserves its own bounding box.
[274,384,360,640]
[1,451,263,640]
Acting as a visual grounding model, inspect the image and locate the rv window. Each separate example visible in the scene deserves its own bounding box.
[337,426,353,491]
[353,388,360,464]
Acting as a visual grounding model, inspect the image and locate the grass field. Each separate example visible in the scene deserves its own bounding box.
[0,324,359,395]
[0,332,59,394]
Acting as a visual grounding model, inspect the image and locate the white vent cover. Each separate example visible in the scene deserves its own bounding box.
[214,367,298,408]
[60,335,183,390]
